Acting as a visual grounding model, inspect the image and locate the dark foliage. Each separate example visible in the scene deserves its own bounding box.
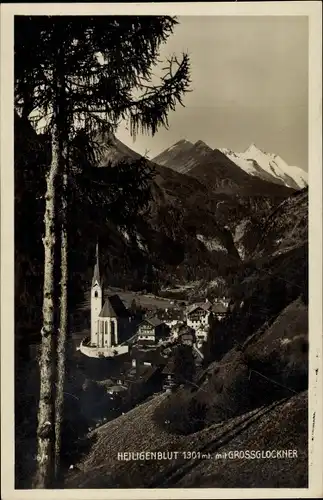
[153,389,207,435]
[173,344,196,385]
[204,243,308,364]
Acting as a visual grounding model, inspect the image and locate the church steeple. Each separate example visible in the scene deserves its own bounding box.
[91,241,103,346]
[92,241,100,287]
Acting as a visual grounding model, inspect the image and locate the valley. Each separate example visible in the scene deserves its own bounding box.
[14,113,309,489]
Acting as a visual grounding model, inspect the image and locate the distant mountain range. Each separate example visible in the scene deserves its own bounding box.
[153,139,307,190]
[220,144,308,190]
[93,133,298,265]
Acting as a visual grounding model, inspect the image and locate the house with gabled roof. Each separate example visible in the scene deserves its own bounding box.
[135,316,169,345]
[156,308,184,328]
[177,324,196,346]
[211,301,228,321]
[186,299,212,331]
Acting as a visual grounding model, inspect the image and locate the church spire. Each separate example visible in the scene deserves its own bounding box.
[92,241,100,287]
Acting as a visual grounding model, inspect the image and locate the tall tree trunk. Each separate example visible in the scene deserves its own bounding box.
[54,51,69,481]
[33,119,60,489]
[54,155,68,482]
[33,43,65,488]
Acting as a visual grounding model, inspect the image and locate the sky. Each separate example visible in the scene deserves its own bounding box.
[116,16,308,171]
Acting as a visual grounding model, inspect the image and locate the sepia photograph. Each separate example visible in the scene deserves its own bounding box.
[1,2,322,499]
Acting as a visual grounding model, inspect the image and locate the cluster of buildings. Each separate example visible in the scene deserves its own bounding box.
[104,329,204,397]
[79,246,229,362]
[135,297,228,348]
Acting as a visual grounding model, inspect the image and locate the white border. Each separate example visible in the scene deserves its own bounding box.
[1,2,322,499]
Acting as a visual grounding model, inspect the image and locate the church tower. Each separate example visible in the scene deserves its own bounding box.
[91,242,103,345]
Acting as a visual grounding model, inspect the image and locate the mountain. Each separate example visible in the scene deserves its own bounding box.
[252,187,308,259]
[153,139,307,191]
[153,137,297,262]
[92,133,244,281]
[153,139,213,174]
[204,187,308,360]
[153,139,296,195]
[96,133,142,167]
[220,143,308,190]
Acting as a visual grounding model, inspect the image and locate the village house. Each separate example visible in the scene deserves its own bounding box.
[177,324,196,346]
[183,297,230,346]
[211,301,228,321]
[186,299,212,331]
[107,383,128,396]
[216,295,230,308]
[156,308,184,329]
[136,316,169,345]
[123,363,164,400]
[107,361,164,406]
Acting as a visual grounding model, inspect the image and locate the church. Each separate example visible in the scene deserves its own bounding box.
[79,244,132,358]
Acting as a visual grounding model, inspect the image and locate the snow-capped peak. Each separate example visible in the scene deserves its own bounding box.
[244,143,260,153]
[221,144,307,189]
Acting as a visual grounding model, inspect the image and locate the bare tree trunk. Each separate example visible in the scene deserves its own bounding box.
[54,157,68,481]
[33,120,60,488]
[53,51,69,481]
[33,42,66,488]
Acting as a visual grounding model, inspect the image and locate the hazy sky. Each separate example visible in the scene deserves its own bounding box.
[117,16,308,170]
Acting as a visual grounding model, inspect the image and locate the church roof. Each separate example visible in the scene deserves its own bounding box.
[92,242,101,287]
[92,267,100,287]
[99,299,117,318]
[99,295,129,318]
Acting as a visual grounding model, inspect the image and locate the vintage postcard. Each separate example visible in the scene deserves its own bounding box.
[1,2,322,499]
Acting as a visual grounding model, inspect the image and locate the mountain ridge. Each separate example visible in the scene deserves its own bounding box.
[94,131,296,264]
[152,138,307,190]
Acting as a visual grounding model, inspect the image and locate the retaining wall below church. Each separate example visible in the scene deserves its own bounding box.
[79,340,129,358]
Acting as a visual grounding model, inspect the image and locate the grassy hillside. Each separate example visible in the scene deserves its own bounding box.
[65,389,307,488]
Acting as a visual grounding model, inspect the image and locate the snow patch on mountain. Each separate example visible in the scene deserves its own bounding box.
[135,233,148,252]
[233,219,251,260]
[196,234,228,253]
[120,229,130,242]
[220,148,257,177]
[220,144,308,189]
